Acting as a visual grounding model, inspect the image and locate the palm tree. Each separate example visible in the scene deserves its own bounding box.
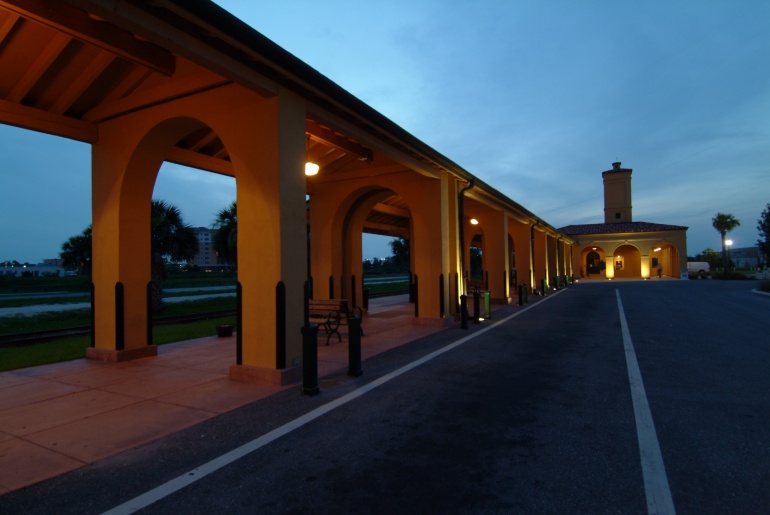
[150,199,199,312]
[60,225,92,277]
[712,212,740,270]
[212,201,237,268]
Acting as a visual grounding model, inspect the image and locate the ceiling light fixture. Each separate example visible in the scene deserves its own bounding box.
[305,135,319,176]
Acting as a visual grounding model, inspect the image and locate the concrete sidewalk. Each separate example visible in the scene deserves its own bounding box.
[0,295,447,494]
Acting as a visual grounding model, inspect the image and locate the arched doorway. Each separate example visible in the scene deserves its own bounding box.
[612,244,641,278]
[321,186,412,313]
[650,242,680,278]
[582,246,607,278]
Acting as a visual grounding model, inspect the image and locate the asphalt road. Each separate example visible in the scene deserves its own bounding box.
[2,280,768,514]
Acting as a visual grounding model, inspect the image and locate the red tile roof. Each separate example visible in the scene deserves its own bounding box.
[558,221,688,235]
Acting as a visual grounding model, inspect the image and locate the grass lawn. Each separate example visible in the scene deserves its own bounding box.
[0,315,236,372]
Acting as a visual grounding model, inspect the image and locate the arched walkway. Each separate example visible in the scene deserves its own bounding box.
[611,244,641,278]
[581,246,607,278]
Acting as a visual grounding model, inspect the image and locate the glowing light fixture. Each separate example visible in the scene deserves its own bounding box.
[305,134,319,176]
[470,218,479,225]
[653,247,662,252]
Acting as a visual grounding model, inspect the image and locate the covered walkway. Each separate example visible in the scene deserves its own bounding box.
[0,295,444,494]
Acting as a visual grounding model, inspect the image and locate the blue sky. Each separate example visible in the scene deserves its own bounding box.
[1,1,768,264]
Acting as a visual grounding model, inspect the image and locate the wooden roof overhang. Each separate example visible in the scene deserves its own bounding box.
[0,0,569,242]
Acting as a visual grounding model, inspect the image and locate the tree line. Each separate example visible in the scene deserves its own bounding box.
[691,205,770,270]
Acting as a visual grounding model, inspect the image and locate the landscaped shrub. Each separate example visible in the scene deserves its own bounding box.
[711,271,751,280]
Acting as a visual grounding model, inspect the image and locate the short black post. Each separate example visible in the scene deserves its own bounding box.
[301,323,320,396]
[518,283,524,306]
[275,281,286,370]
[439,274,445,318]
[146,281,153,345]
[347,316,362,377]
[236,282,243,365]
[90,282,95,348]
[473,288,480,324]
[454,273,460,313]
[542,278,548,296]
[484,290,491,320]
[115,282,125,351]
[460,294,469,329]
[363,288,370,311]
[413,274,419,317]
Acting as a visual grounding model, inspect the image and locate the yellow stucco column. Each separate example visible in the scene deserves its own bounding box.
[533,225,547,290]
[230,88,306,384]
[546,234,557,288]
[476,208,509,303]
[87,114,179,361]
[87,82,306,381]
[441,173,460,317]
[509,218,531,290]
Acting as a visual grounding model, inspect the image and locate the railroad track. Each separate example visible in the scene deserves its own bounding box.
[0,310,236,347]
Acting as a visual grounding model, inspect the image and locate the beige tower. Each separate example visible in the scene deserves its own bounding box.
[602,162,632,223]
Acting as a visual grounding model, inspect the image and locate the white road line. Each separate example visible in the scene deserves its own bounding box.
[102,291,564,514]
[615,289,676,515]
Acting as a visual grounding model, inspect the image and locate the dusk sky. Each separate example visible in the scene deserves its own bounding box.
[1,1,768,264]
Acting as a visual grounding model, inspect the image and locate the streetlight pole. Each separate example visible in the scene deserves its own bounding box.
[725,239,733,271]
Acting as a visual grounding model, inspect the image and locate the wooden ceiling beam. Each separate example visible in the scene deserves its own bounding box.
[0,97,96,142]
[372,202,410,219]
[165,146,234,176]
[7,31,70,103]
[306,119,373,162]
[0,10,19,40]
[51,50,115,114]
[0,0,174,75]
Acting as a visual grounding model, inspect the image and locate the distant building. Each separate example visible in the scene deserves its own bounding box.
[729,246,760,270]
[559,162,688,279]
[1,263,64,277]
[190,227,219,268]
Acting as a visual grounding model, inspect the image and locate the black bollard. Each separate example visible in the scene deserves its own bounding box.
[347,316,363,377]
[301,323,320,396]
[518,283,524,306]
[460,294,469,329]
[473,289,480,324]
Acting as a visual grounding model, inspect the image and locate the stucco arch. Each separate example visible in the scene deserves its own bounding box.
[610,243,642,278]
[309,171,446,322]
[90,86,308,381]
[580,246,607,278]
[330,186,409,305]
[650,242,681,278]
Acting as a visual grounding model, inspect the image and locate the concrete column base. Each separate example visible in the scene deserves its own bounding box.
[85,345,158,362]
[412,316,453,327]
[229,364,301,385]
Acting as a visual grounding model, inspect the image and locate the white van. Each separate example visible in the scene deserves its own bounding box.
[687,262,710,277]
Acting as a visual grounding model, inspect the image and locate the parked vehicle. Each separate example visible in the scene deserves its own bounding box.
[687,262,710,277]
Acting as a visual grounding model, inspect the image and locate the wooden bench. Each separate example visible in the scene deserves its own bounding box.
[308,299,364,345]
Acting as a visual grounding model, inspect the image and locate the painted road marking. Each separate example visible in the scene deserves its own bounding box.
[102,291,564,514]
[616,289,676,515]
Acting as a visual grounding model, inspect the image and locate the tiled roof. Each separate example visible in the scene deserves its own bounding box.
[558,221,688,236]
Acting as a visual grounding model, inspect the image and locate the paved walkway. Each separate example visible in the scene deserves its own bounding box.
[0,295,447,494]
